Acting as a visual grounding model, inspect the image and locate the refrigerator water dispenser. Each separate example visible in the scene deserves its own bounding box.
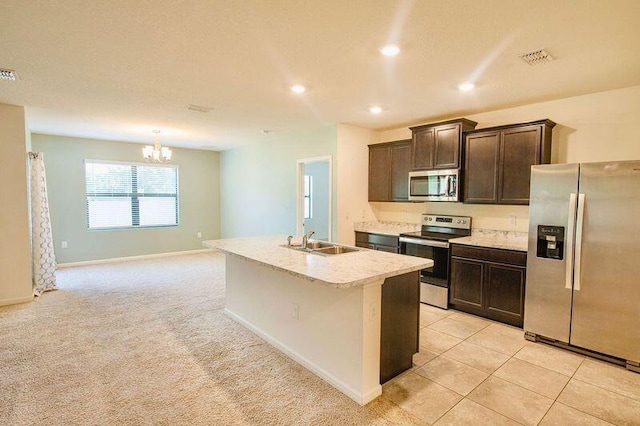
[536,225,565,260]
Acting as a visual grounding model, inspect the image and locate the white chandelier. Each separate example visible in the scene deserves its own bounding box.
[143,130,172,163]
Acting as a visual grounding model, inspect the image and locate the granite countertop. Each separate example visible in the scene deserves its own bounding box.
[451,230,529,252]
[354,221,421,236]
[203,235,431,289]
[354,221,528,252]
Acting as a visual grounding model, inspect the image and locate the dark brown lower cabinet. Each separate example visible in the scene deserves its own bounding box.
[449,244,526,327]
[355,231,399,253]
[380,271,419,383]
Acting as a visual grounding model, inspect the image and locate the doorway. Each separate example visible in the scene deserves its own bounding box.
[296,156,332,241]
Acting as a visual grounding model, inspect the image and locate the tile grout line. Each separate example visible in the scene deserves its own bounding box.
[419,308,638,425]
[555,352,640,404]
[531,356,584,425]
[428,316,528,426]
[464,336,534,426]
[538,357,600,425]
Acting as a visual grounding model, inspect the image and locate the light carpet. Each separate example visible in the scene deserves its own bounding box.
[0,252,425,425]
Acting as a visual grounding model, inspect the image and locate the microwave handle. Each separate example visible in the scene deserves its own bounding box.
[446,175,454,196]
[444,175,450,196]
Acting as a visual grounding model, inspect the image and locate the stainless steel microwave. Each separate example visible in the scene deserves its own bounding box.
[408,169,459,202]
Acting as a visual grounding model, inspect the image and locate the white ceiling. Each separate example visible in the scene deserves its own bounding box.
[1,0,639,151]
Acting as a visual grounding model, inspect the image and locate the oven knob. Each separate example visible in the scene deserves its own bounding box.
[461,220,467,224]
[456,219,461,224]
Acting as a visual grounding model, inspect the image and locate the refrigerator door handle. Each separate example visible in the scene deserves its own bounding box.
[565,193,578,289]
[574,193,586,291]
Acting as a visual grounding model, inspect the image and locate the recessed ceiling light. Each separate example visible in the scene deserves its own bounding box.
[290,85,306,94]
[380,45,400,57]
[458,82,475,92]
[369,106,383,114]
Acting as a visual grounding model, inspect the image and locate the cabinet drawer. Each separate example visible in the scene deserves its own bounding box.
[451,244,526,266]
[369,233,399,247]
[355,231,369,243]
[355,232,399,249]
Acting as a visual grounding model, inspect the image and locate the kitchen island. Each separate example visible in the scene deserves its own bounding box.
[203,235,431,405]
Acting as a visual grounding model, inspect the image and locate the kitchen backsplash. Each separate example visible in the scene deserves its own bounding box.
[354,221,421,235]
[368,202,530,233]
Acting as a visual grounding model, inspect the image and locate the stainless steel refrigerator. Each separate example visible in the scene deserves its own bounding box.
[525,161,640,372]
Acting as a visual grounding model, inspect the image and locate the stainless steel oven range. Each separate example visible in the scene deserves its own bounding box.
[399,214,471,309]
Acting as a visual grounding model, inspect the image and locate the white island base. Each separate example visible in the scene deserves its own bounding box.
[225,255,384,404]
[204,235,430,405]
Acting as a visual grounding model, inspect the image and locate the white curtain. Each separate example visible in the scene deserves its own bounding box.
[29,152,57,296]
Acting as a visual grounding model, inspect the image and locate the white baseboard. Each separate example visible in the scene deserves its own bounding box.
[224,308,382,406]
[0,295,33,307]
[57,249,214,268]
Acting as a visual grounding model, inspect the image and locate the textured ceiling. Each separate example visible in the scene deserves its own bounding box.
[1,0,639,150]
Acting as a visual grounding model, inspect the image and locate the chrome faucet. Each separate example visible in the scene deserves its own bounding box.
[302,230,315,248]
[286,235,294,247]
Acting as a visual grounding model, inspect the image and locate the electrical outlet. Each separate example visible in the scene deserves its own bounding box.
[61,241,68,249]
[508,215,517,228]
[197,232,202,239]
[361,209,366,219]
[291,303,299,320]
[369,303,377,321]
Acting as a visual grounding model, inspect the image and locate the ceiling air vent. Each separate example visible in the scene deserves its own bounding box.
[186,104,213,113]
[519,49,554,66]
[0,68,17,81]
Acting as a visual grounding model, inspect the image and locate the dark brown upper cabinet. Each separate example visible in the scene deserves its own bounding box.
[463,119,555,205]
[368,140,412,202]
[410,119,477,170]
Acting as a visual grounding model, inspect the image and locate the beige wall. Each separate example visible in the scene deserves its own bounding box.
[367,85,640,230]
[336,124,379,245]
[0,104,33,305]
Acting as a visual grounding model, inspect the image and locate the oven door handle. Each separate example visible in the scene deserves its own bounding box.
[399,237,449,248]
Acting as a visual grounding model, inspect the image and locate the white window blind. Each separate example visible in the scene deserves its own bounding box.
[85,160,178,230]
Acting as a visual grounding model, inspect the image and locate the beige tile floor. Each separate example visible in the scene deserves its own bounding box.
[381,304,640,425]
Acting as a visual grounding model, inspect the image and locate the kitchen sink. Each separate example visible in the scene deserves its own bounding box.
[280,241,361,256]
[311,245,360,255]
[305,240,335,250]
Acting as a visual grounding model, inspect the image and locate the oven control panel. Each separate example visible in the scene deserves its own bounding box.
[422,214,472,230]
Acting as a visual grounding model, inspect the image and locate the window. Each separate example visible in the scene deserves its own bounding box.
[303,174,313,219]
[85,160,178,230]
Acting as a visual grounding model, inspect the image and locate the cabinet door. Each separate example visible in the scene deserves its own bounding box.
[499,125,541,205]
[369,145,390,201]
[434,124,461,169]
[390,141,411,201]
[412,127,435,170]
[464,131,500,203]
[485,263,526,327]
[380,271,420,383]
[449,257,485,316]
